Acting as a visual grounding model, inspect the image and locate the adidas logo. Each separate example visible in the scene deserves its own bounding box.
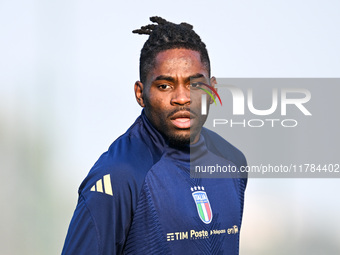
[90,174,113,196]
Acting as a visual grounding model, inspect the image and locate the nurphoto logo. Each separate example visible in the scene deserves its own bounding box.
[200,78,312,128]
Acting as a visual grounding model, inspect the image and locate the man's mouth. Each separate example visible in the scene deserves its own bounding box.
[169,111,194,129]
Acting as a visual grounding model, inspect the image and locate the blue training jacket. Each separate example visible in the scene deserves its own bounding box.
[62,111,247,255]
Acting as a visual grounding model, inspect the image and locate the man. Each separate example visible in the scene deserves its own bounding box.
[62,16,247,255]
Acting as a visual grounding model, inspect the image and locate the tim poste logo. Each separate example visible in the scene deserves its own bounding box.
[166,225,239,242]
[200,80,312,128]
[191,186,213,224]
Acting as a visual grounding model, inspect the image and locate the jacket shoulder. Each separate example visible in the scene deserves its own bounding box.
[201,127,247,170]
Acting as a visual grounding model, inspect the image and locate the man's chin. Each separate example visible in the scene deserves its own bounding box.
[166,131,191,148]
[166,130,199,148]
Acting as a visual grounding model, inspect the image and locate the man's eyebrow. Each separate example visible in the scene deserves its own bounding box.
[153,73,206,83]
[186,73,205,83]
[154,75,176,82]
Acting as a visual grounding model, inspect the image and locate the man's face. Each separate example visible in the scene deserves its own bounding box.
[135,48,214,146]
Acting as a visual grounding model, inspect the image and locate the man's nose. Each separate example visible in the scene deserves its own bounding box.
[171,85,191,106]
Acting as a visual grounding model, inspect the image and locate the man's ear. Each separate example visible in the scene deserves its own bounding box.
[134,81,145,107]
[209,76,217,104]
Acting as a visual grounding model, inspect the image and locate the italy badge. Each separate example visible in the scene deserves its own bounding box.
[191,186,213,224]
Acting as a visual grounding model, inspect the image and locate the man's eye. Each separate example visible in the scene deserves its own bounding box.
[158,84,171,90]
[190,82,203,88]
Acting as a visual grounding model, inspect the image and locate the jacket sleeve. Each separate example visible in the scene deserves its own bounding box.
[61,169,139,255]
[62,195,100,254]
[61,119,161,254]
[62,136,155,255]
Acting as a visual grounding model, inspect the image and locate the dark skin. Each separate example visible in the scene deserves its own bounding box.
[135,48,216,146]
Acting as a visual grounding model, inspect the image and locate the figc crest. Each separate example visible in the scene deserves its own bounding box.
[191,186,213,224]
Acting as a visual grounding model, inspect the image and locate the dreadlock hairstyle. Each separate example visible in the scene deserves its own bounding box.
[132,16,211,84]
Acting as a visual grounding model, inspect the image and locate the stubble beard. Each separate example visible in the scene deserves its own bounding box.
[165,116,205,148]
[167,130,191,148]
[144,100,208,148]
